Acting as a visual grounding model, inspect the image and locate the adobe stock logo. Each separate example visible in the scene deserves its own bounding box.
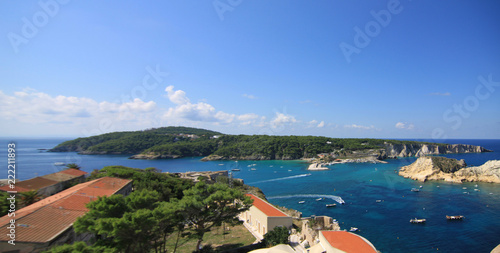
[7,0,70,54]
[213,0,243,21]
[339,0,404,63]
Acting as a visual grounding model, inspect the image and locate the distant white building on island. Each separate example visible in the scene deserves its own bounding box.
[240,194,293,239]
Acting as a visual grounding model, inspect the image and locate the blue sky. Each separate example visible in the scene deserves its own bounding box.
[1,0,499,140]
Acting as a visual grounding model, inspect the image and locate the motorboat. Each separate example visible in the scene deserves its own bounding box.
[54,162,65,166]
[410,218,426,224]
[316,198,323,201]
[298,201,305,204]
[446,215,464,220]
[326,204,336,207]
[411,188,420,192]
[349,227,358,232]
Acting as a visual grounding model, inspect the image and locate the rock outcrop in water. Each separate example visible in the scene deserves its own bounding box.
[399,156,500,183]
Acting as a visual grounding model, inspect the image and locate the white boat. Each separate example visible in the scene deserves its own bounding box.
[298,201,305,204]
[410,218,426,224]
[411,188,420,192]
[326,204,336,207]
[316,198,323,201]
[250,168,257,171]
[446,215,464,220]
[54,162,65,166]
[376,200,382,203]
[349,227,358,232]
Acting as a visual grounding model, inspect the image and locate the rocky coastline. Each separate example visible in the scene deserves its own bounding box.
[399,156,500,183]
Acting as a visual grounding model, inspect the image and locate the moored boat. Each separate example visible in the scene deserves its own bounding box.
[349,227,359,232]
[446,215,464,220]
[411,188,420,192]
[410,218,426,223]
[54,162,65,166]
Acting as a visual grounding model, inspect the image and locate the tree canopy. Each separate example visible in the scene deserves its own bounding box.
[263,226,290,247]
[178,181,253,251]
[48,165,253,253]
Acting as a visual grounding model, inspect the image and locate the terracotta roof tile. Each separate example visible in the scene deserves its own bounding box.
[4,207,86,243]
[0,177,132,243]
[246,194,288,217]
[41,173,77,182]
[58,169,88,177]
[0,180,96,225]
[321,231,377,253]
[0,184,31,193]
[51,194,96,211]
[7,177,58,191]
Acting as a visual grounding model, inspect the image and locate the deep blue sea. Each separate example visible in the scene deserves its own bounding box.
[1,138,499,253]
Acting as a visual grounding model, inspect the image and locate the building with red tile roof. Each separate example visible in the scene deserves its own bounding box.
[310,231,378,253]
[0,169,88,198]
[240,194,292,238]
[0,177,132,253]
[57,168,88,177]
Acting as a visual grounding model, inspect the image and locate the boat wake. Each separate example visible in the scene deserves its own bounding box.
[267,194,345,204]
[251,174,311,184]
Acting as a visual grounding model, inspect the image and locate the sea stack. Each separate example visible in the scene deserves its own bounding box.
[399,156,500,183]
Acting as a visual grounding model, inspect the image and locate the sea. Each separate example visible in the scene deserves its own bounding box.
[1,138,499,253]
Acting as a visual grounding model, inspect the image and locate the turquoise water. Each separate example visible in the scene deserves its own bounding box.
[1,138,499,252]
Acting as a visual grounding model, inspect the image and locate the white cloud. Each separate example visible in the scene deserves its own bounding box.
[165,102,216,122]
[163,86,264,126]
[344,124,377,130]
[307,120,325,128]
[395,122,415,130]
[238,113,259,121]
[271,112,297,128]
[0,89,160,136]
[307,120,318,128]
[1,86,336,136]
[243,94,257,99]
[429,92,451,96]
[165,85,190,104]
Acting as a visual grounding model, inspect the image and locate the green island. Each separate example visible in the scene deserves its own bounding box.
[50,126,490,161]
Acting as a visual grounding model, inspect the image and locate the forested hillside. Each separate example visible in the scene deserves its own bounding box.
[50,126,451,160]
